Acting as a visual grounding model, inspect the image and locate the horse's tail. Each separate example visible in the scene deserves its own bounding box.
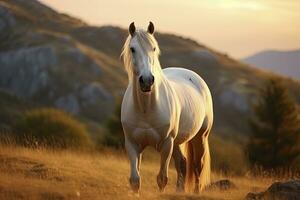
[200,138,211,190]
[185,136,211,192]
[185,141,195,191]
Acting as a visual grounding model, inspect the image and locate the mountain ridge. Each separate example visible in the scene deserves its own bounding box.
[242,49,300,80]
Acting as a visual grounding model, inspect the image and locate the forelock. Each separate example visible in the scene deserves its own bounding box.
[121,29,160,81]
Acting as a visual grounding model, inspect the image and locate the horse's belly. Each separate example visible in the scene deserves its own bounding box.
[175,113,205,145]
[174,87,206,144]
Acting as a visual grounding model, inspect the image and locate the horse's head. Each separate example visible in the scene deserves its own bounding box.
[122,22,161,93]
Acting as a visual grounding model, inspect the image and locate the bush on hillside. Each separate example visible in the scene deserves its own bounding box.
[14,108,92,149]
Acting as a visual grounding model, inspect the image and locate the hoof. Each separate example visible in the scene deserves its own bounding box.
[194,187,200,194]
[157,175,168,192]
[176,185,185,193]
[176,177,185,192]
[129,177,140,193]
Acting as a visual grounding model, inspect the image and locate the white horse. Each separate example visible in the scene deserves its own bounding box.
[121,22,213,194]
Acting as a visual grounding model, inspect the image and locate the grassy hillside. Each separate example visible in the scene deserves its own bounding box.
[0,145,276,200]
[1,0,300,139]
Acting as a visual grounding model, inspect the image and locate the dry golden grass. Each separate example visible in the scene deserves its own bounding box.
[0,145,276,200]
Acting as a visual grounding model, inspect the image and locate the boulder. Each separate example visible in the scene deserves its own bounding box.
[80,83,112,104]
[245,180,300,200]
[55,94,80,114]
[206,179,237,190]
[0,46,57,97]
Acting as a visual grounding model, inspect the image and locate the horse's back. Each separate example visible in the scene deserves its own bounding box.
[163,67,213,143]
[163,67,212,104]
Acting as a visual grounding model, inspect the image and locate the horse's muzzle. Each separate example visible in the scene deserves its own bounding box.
[139,75,154,92]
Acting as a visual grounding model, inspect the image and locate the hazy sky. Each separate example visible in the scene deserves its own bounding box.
[40,0,300,58]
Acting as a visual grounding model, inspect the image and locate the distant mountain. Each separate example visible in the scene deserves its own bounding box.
[1,0,300,138]
[242,50,300,80]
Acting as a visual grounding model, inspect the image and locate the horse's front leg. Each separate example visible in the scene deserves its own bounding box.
[125,137,142,193]
[157,136,174,192]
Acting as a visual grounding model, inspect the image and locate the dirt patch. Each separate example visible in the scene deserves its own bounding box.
[0,154,65,182]
[0,154,40,173]
[26,163,64,181]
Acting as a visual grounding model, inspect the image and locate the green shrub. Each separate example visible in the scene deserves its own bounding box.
[103,99,124,149]
[14,108,91,149]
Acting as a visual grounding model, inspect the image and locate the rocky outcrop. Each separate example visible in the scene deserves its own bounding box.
[54,83,113,115]
[80,83,112,104]
[0,45,56,97]
[0,27,112,120]
[55,94,80,114]
[206,179,237,190]
[0,1,113,121]
[245,180,300,200]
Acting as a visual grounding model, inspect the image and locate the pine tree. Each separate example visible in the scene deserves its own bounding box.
[247,77,300,170]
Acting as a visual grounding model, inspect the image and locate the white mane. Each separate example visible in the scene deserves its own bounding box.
[121,30,161,81]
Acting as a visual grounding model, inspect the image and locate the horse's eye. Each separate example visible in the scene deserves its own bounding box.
[153,47,156,51]
[130,47,135,53]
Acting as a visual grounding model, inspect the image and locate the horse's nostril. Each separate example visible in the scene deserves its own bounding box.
[139,76,144,84]
[151,75,155,84]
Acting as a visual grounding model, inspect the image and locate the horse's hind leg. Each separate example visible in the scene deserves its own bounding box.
[172,144,186,192]
[191,128,211,193]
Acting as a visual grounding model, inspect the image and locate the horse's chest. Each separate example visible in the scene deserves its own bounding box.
[129,124,171,148]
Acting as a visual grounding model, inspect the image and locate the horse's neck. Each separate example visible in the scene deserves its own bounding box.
[132,73,166,114]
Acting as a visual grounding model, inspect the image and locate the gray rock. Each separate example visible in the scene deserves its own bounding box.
[245,192,263,200]
[89,62,102,75]
[245,180,300,200]
[55,94,80,114]
[64,47,101,75]
[206,179,237,190]
[80,83,112,105]
[0,45,57,97]
[66,47,86,64]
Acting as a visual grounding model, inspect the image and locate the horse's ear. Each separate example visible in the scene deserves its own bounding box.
[147,21,154,34]
[129,22,136,36]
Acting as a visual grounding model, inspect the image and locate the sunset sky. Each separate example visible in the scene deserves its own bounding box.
[40,0,300,58]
